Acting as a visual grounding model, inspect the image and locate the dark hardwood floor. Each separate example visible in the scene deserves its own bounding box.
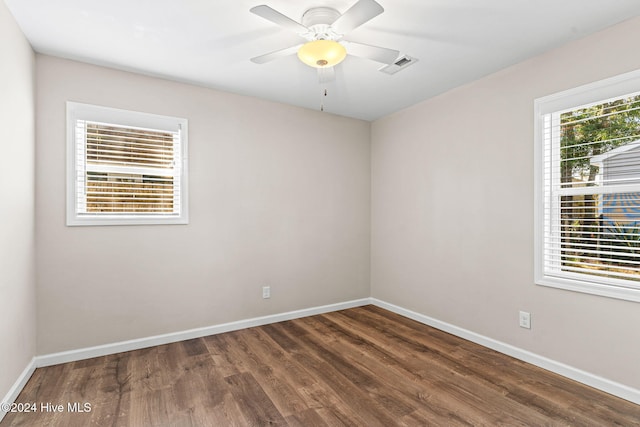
[2,305,639,426]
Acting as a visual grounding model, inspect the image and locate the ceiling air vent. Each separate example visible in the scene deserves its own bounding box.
[379,55,418,75]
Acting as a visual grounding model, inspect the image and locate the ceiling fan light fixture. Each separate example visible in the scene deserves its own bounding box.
[297,40,347,68]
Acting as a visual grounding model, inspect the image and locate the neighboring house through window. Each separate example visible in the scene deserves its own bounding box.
[67,102,188,226]
[535,70,640,302]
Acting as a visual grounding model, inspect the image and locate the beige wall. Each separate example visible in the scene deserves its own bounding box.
[35,55,371,354]
[0,0,36,400]
[371,16,640,390]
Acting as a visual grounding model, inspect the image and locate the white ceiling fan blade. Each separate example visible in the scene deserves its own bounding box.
[343,41,399,64]
[251,44,303,64]
[318,67,335,84]
[332,0,384,34]
[250,5,309,34]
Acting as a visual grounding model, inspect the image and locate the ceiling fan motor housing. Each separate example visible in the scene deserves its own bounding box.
[301,7,342,40]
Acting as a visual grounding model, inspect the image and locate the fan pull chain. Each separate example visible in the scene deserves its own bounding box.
[320,88,328,112]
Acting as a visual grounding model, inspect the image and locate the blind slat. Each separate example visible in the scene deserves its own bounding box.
[76,119,182,216]
[542,92,640,285]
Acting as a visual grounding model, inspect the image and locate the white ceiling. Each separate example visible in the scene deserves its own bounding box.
[5,0,640,121]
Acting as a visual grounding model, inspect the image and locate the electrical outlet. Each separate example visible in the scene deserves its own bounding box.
[519,311,531,329]
[262,286,270,299]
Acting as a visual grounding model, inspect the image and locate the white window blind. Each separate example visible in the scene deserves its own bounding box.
[535,70,640,302]
[67,103,188,226]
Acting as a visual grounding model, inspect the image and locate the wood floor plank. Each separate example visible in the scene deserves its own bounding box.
[309,312,525,425]
[319,312,559,426]
[270,320,402,426]
[284,408,327,426]
[2,305,639,426]
[377,306,640,425]
[240,329,320,415]
[225,372,287,426]
[180,338,209,357]
[296,314,425,418]
[334,308,591,424]
[201,334,243,379]
[210,329,310,419]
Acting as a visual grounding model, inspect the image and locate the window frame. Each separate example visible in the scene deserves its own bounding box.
[534,69,640,303]
[66,102,189,226]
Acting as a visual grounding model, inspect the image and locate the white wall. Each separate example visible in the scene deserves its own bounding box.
[371,16,640,390]
[0,0,36,402]
[35,55,371,354]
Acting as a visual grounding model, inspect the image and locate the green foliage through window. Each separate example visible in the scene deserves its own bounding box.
[559,95,640,281]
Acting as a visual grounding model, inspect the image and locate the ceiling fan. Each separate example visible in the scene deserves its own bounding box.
[249,0,400,83]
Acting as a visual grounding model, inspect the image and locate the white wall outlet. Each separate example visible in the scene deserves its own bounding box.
[519,311,531,329]
[262,286,270,299]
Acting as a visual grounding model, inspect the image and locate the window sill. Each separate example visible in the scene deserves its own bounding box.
[67,215,188,227]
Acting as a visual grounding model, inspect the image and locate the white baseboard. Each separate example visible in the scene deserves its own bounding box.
[6,296,637,419]
[0,357,36,423]
[370,298,640,405]
[35,298,371,368]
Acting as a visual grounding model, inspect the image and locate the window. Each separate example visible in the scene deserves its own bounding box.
[67,102,188,226]
[535,70,640,302]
